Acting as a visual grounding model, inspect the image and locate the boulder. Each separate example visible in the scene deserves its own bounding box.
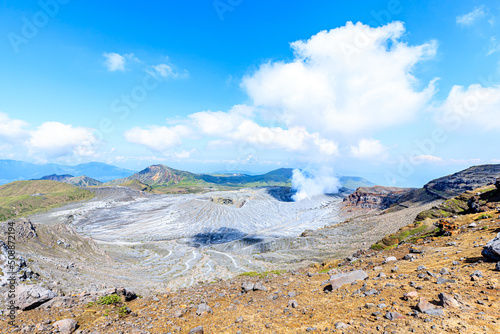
[253,282,268,292]
[40,296,75,309]
[241,281,254,293]
[438,293,460,308]
[416,297,434,313]
[196,303,212,316]
[15,284,56,310]
[116,287,136,301]
[52,319,77,334]
[495,177,500,191]
[482,232,500,261]
[326,270,368,290]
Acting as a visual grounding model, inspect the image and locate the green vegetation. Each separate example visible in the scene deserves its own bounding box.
[119,180,155,193]
[0,180,95,221]
[476,214,493,220]
[118,306,129,316]
[96,294,121,305]
[370,243,385,251]
[239,270,286,278]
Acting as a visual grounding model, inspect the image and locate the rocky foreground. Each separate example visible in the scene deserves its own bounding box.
[2,206,500,333]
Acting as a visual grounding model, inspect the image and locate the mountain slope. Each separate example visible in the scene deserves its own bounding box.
[424,164,500,198]
[0,160,135,184]
[107,165,197,186]
[37,174,103,187]
[64,176,103,187]
[0,180,94,221]
[38,174,75,182]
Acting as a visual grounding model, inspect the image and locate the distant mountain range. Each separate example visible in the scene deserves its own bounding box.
[0,160,136,185]
[106,164,374,191]
[0,160,376,192]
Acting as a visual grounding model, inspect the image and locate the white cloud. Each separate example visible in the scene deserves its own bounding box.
[412,155,443,163]
[28,122,99,158]
[103,52,127,71]
[456,6,485,25]
[124,125,192,152]
[487,36,500,55]
[189,108,338,155]
[350,138,387,159]
[151,64,174,78]
[0,112,29,143]
[242,21,437,136]
[437,84,500,130]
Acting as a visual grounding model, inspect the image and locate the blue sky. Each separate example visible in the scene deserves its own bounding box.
[1,0,500,186]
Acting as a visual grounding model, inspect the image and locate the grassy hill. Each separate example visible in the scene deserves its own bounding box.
[0,180,95,221]
[118,180,155,193]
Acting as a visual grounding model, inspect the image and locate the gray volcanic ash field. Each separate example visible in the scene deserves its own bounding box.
[31,187,345,291]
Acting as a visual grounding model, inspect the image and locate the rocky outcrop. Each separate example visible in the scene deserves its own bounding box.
[482,232,500,261]
[342,186,415,210]
[496,177,500,191]
[324,270,368,291]
[0,218,37,241]
[15,284,57,310]
[424,164,500,199]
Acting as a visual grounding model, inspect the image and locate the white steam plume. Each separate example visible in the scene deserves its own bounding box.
[291,167,340,201]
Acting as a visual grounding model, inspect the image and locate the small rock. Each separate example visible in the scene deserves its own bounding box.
[288,300,298,308]
[496,262,500,271]
[52,319,77,334]
[436,277,455,284]
[468,223,477,228]
[364,289,379,296]
[365,303,376,309]
[335,322,349,329]
[235,316,244,323]
[326,270,368,291]
[417,265,426,271]
[385,256,397,262]
[424,308,444,316]
[403,291,418,301]
[196,303,212,316]
[188,326,203,334]
[385,311,405,320]
[417,298,434,313]
[439,268,451,275]
[470,270,483,278]
[391,266,399,273]
[438,293,460,308]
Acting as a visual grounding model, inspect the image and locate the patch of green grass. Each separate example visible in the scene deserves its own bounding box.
[96,294,121,305]
[318,268,330,274]
[482,226,489,230]
[476,214,492,221]
[118,306,129,316]
[370,244,385,251]
[239,269,286,278]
